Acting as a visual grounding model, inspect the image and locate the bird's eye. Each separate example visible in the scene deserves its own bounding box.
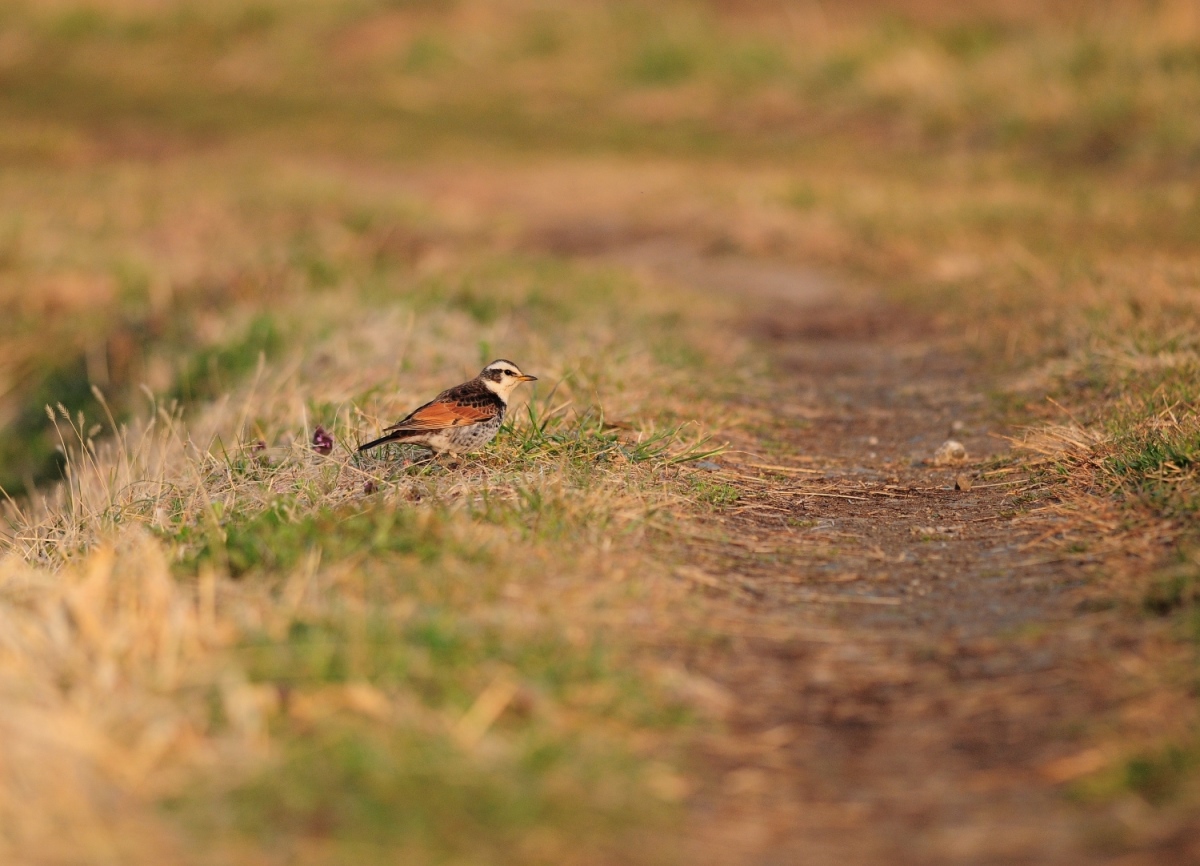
[505,370,516,376]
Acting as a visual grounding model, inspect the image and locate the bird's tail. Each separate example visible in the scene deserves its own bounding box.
[357,430,414,452]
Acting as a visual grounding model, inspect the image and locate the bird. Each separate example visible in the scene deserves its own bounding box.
[357,359,537,456]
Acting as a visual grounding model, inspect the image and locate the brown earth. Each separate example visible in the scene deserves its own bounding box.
[610,246,1198,865]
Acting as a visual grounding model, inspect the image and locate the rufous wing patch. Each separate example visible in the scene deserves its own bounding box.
[388,400,495,431]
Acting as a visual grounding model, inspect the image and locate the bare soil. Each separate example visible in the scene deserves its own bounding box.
[622,246,1199,866]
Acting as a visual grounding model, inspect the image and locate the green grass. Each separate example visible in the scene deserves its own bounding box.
[499,404,723,466]
[0,312,284,497]
[174,593,686,865]
[1075,741,1200,809]
[237,611,687,728]
[1142,554,1200,617]
[1082,375,1200,520]
[170,314,283,404]
[687,475,739,508]
[1109,426,1200,479]
[203,723,666,866]
[168,501,471,577]
[1121,746,1198,807]
[628,40,698,86]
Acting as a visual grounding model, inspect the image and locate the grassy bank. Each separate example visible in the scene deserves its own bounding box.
[2,223,738,863]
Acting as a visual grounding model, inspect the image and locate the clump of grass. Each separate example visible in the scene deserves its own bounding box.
[1108,422,1200,481]
[1098,405,1200,521]
[687,475,739,508]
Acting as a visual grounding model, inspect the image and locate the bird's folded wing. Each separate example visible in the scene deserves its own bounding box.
[387,400,496,431]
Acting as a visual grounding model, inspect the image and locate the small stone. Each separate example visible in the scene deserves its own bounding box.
[867,436,879,446]
[311,425,334,455]
[692,460,722,471]
[363,479,378,495]
[932,440,967,465]
[954,473,973,491]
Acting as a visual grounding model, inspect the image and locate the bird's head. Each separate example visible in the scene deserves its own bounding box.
[479,359,537,400]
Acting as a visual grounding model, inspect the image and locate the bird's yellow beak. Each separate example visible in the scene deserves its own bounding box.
[517,374,538,382]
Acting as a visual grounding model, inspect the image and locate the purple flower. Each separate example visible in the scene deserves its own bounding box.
[312,425,334,455]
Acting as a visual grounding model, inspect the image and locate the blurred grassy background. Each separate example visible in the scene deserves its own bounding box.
[5,0,1200,165]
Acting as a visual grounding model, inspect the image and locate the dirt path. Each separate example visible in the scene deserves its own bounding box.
[617,247,1187,865]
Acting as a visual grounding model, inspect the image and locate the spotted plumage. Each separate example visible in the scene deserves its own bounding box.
[358,360,537,455]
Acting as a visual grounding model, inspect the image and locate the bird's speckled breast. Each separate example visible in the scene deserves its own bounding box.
[444,411,503,453]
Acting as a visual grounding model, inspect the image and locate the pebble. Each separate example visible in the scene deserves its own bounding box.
[932,440,968,465]
[954,473,973,491]
[693,460,723,471]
